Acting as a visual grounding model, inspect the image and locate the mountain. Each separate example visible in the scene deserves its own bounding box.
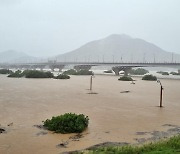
[0,50,37,63]
[55,34,180,63]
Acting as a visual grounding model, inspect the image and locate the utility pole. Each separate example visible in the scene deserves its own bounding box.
[157,80,163,107]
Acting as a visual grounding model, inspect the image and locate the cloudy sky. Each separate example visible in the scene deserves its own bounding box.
[0,0,180,57]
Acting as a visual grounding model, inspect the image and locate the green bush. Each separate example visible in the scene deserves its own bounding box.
[54,74,70,79]
[7,70,24,78]
[63,69,93,75]
[0,69,13,74]
[118,76,133,81]
[161,72,169,75]
[157,71,169,75]
[129,68,149,75]
[43,113,89,134]
[63,69,77,75]
[104,70,113,73]
[75,70,93,75]
[25,70,54,78]
[170,72,180,75]
[142,74,157,81]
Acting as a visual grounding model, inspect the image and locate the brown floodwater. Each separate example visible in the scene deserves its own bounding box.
[0,75,180,154]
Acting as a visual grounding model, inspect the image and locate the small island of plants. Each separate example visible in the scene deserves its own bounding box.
[142,74,157,81]
[0,69,13,74]
[63,69,93,75]
[54,74,70,79]
[118,76,133,81]
[129,68,149,75]
[8,70,54,78]
[43,113,89,134]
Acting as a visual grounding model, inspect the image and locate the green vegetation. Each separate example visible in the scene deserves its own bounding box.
[0,69,13,74]
[7,70,24,78]
[25,70,53,78]
[170,72,180,75]
[63,69,93,75]
[8,70,54,78]
[161,72,169,75]
[81,135,180,154]
[104,70,113,73]
[63,69,77,75]
[142,74,157,81]
[43,113,89,134]
[157,71,169,75]
[118,76,133,81]
[157,71,164,74]
[54,74,70,79]
[129,68,149,75]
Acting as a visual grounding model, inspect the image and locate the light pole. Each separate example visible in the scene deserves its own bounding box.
[157,80,163,107]
[90,73,95,92]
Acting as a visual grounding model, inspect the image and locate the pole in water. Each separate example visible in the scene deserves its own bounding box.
[90,75,93,91]
[157,80,163,107]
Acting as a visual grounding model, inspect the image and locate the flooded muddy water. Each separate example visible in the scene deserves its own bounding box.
[0,75,180,153]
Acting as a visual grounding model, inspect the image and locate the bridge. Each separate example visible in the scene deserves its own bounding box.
[0,62,180,76]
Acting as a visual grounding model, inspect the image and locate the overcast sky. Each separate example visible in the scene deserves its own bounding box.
[0,0,180,57]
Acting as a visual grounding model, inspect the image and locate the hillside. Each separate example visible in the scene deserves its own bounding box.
[56,34,180,63]
[0,50,37,63]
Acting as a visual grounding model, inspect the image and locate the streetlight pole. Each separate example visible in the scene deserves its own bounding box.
[157,80,163,107]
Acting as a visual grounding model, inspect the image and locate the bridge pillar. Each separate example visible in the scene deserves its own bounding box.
[178,70,180,74]
[112,66,132,76]
[123,67,132,77]
[58,65,65,72]
[112,66,121,75]
[74,65,92,71]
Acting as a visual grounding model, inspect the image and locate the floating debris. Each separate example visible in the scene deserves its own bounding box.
[56,141,68,148]
[120,90,130,93]
[36,131,48,136]
[7,122,13,127]
[0,128,6,134]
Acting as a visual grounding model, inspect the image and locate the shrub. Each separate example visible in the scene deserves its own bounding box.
[54,74,70,79]
[63,69,77,75]
[63,69,93,75]
[118,76,133,81]
[104,70,113,73]
[25,70,54,78]
[7,70,24,78]
[157,71,169,75]
[142,74,157,81]
[129,68,149,75]
[161,72,169,75]
[75,70,93,75]
[0,69,13,74]
[43,113,89,133]
[170,72,180,75]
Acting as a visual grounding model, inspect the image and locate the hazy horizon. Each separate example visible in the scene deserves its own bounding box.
[0,0,180,57]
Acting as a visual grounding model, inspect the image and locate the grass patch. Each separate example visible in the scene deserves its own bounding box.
[43,113,89,134]
[79,135,180,154]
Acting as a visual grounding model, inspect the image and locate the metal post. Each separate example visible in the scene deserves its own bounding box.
[160,85,163,107]
[157,80,163,107]
[90,75,93,91]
